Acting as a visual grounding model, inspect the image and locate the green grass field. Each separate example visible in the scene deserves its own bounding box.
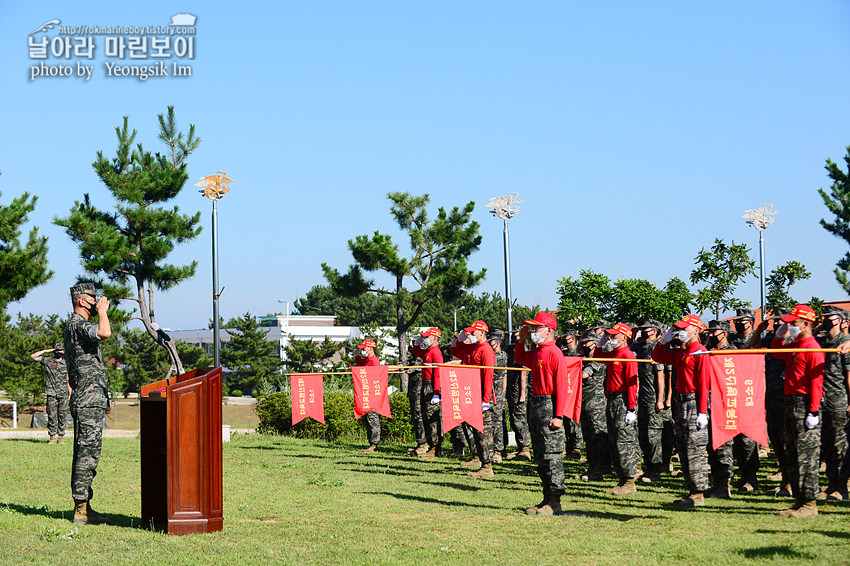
[1,434,848,566]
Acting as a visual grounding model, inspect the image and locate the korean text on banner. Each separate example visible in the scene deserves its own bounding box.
[709,354,768,450]
[439,366,484,433]
[290,373,325,425]
[351,365,391,420]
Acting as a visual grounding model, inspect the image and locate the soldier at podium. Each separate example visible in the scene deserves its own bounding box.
[64,282,112,525]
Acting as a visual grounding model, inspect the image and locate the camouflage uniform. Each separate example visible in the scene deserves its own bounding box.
[606,392,639,479]
[491,349,508,453]
[785,395,821,500]
[407,365,426,447]
[561,346,583,454]
[65,311,109,503]
[506,345,531,451]
[631,337,673,475]
[674,393,710,493]
[761,332,789,483]
[529,394,566,495]
[38,353,69,438]
[420,378,442,450]
[707,341,735,486]
[581,358,610,474]
[816,331,850,493]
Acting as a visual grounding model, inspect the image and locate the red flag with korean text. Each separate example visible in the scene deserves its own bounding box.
[709,353,768,450]
[290,373,325,425]
[351,365,392,420]
[564,356,584,423]
[439,366,484,433]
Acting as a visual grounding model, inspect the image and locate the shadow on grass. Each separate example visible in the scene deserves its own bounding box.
[557,509,662,522]
[736,545,815,560]
[362,491,504,510]
[1,502,165,532]
[756,529,850,540]
[338,465,428,478]
[423,480,485,492]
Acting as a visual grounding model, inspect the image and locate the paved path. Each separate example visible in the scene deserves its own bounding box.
[0,428,256,440]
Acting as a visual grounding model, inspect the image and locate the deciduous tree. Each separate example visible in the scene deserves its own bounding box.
[690,238,755,319]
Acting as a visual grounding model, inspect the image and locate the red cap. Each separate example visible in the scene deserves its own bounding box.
[356,339,377,349]
[781,304,816,323]
[464,320,489,333]
[672,314,705,330]
[524,311,557,330]
[421,327,441,338]
[605,323,633,338]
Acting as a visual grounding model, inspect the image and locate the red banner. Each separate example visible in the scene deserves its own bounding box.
[351,365,392,420]
[439,366,484,433]
[564,356,584,424]
[291,373,325,425]
[709,353,768,450]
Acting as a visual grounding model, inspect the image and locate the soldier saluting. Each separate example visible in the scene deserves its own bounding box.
[64,283,112,525]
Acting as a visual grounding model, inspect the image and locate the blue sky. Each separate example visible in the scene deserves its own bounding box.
[2,1,850,330]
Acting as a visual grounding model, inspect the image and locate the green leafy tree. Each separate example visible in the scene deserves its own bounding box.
[294,285,396,326]
[54,107,201,376]
[690,238,756,319]
[819,145,850,294]
[0,318,44,406]
[765,260,812,311]
[322,193,486,378]
[220,312,283,395]
[0,174,53,313]
[556,270,613,331]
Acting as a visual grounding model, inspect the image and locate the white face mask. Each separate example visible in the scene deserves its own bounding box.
[675,330,689,342]
[467,334,478,344]
[530,330,546,345]
[783,323,801,343]
[359,349,370,358]
[607,338,620,350]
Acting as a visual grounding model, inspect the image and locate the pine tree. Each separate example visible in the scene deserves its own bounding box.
[322,192,485,387]
[819,146,850,293]
[54,107,201,375]
[220,312,282,395]
[0,173,53,312]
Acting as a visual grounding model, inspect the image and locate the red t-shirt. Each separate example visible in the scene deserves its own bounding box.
[513,341,569,417]
[652,340,711,412]
[467,341,496,404]
[355,353,380,367]
[597,347,638,410]
[770,334,824,412]
[423,345,444,390]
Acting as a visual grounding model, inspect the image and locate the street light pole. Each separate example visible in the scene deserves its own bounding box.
[196,171,234,368]
[487,193,523,344]
[742,204,776,317]
[453,305,466,333]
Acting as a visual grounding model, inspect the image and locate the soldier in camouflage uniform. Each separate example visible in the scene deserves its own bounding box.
[505,329,532,460]
[560,330,583,459]
[630,321,672,483]
[354,339,383,452]
[729,308,761,492]
[815,306,850,500]
[64,283,112,525]
[30,343,70,444]
[755,309,792,496]
[768,304,823,518]
[577,331,610,481]
[489,330,509,463]
[704,320,736,498]
[405,344,427,456]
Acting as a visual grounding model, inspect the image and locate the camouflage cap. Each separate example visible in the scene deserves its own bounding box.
[577,330,598,344]
[489,329,506,341]
[53,342,64,352]
[562,329,578,338]
[69,282,98,297]
[731,308,755,321]
[707,319,730,333]
[639,319,664,330]
[589,319,609,329]
[767,306,791,319]
[821,305,849,320]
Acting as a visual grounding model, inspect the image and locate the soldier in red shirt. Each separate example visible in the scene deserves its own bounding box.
[354,339,382,453]
[596,323,640,495]
[457,320,498,478]
[770,304,824,518]
[414,328,444,458]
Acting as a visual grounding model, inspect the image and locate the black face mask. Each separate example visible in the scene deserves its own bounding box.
[734,323,749,335]
[707,335,719,347]
[670,337,683,347]
[821,318,835,330]
[581,346,592,356]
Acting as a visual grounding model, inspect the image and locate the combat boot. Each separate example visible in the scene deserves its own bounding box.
[706,478,731,499]
[639,464,661,483]
[412,444,429,457]
[788,500,817,518]
[363,444,377,453]
[769,483,792,497]
[57,436,65,445]
[72,500,109,525]
[461,456,481,467]
[525,495,549,515]
[536,495,563,515]
[493,452,503,464]
[419,446,437,458]
[673,493,705,507]
[48,436,57,445]
[514,447,532,461]
[778,499,803,516]
[608,478,637,496]
[468,464,494,478]
[816,479,836,500]
[767,470,783,481]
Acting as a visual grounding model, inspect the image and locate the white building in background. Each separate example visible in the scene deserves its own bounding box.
[166,314,417,363]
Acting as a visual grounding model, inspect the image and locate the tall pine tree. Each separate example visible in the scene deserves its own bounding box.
[220,312,282,395]
[55,107,201,376]
[819,145,850,294]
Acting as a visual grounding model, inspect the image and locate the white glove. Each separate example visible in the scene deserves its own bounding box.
[450,337,457,348]
[624,410,637,425]
[430,394,441,405]
[659,327,675,345]
[775,323,789,339]
[696,413,709,430]
[482,402,491,411]
[805,413,819,429]
[596,335,608,349]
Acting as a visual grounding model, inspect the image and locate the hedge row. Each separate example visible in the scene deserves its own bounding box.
[256,391,414,443]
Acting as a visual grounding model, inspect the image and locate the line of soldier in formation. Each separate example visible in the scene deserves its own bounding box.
[355,305,848,518]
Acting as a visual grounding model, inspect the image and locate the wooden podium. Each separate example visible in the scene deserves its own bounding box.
[140,367,223,535]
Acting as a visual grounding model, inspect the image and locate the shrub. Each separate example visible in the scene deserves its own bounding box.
[230,389,243,398]
[256,390,414,443]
